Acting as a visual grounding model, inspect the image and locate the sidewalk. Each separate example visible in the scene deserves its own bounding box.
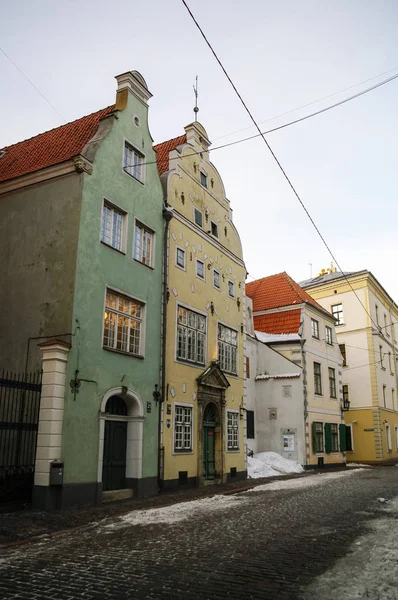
[0,468,349,547]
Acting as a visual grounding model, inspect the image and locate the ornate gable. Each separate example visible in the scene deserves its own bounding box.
[197,361,230,389]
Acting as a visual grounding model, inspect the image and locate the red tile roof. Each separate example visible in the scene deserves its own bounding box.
[0,105,115,184]
[153,134,187,175]
[254,310,302,334]
[246,272,326,314]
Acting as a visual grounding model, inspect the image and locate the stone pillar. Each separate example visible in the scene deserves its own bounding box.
[32,339,70,509]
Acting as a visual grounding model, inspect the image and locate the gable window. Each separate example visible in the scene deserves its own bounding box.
[218,324,238,375]
[177,306,206,366]
[213,269,220,289]
[331,303,344,325]
[314,362,322,395]
[134,221,154,267]
[311,318,319,339]
[247,410,255,439]
[313,422,324,453]
[339,344,347,367]
[328,367,337,398]
[194,208,203,228]
[227,411,239,450]
[196,259,205,280]
[325,325,333,345]
[210,221,218,238]
[200,172,208,188]
[228,280,235,298]
[103,290,143,356]
[176,247,186,270]
[101,202,126,252]
[174,405,193,452]
[123,142,144,182]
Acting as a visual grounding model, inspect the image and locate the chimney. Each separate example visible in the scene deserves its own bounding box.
[115,71,152,111]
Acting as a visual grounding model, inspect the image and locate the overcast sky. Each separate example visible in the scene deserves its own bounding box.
[2,0,398,301]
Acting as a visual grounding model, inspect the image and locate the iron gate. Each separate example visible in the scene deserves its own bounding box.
[0,370,42,505]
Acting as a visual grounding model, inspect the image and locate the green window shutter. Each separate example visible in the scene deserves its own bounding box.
[324,423,332,453]
[339,424,347,452]
[312,422,318,452]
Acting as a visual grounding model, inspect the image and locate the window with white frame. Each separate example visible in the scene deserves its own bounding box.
[314,362,322,395]
[386,423,392,451]
[176,247,186,270]
[194,208,203,228]
[313,422,324,453]
[174,405,193,452]
[196,259,205,280]
[177,306,206,365]
[213,269,220,289]
[200,171,208,188]
[331,423,339,452]
[210,221,218,238]
[331,303,344,325]
[101,202,126,251]
[329,367,337,398]
[218,324,238,375]
[311,318,319,339]
[134,221,154,267]
[325,325,333,345]
[103,290,143,356]
[227,411,239,450]
[123,142,144,182]
[228,280,235,298]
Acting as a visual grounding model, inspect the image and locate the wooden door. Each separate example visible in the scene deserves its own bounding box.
[102,420,127,491]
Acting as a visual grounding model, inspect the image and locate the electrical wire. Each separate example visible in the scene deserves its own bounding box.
[0,46,67,123]
[180,0,383,334]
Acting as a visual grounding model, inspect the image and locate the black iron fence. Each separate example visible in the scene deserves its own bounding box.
[0,370,42,505]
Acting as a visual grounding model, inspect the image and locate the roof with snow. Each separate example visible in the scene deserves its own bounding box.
[255,373,301,381]
[299,270,359,289]
[255,331,301,344]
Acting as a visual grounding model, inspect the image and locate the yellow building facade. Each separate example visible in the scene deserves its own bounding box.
[155,122,247,490]
[302,269,398,464]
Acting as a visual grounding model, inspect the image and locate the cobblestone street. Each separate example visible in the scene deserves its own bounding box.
[1,468,398,600]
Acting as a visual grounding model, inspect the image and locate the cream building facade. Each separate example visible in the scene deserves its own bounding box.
[154,122,247,490]
[302,269,398,464]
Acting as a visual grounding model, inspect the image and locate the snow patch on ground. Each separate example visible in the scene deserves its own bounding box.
[244,469,366,493]
[346,463,372,468]
[248,451,304,478]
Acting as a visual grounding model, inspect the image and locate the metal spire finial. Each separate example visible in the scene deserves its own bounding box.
[193,75,199,122]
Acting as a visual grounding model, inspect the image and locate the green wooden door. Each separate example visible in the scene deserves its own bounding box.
[102,420,127,491]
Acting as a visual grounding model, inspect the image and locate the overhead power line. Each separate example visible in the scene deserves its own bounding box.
[180,0,384,333]
[0,46,67,123]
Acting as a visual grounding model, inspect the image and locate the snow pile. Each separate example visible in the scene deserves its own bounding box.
[245,469,366,494]
[248,451,304,479]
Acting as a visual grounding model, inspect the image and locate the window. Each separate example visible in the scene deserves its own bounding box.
[343,385,349,406]
[345,425,353,452]
[389,352,394,373]
[395,425,398,450]
[331,303,344,325]
[339,344,347,367]
[176,247,186,270]
[247,410,255,439]
[375,304,380,326]
[331,423,339,452]
[227,411,239,450]
[393,389,396,412]
[329,367,337,398]
[384,314,390,336]
[103,290,143,356]
[383,384,387,408]
[386,423,392,451]
[314,362,322,395]
[177,306,206,365]
[134,221,154,267]
[196,259,205,280]
[200,171,208,188]
[101,202,125,251]
[325,326,333,345]
[228,280,235,298]
[311,318,319,339]
[213,269,220,289]
[245,356,250,379]
[210,221,218,238]
[174,405,193,452]
[380,345,385,368]
[124,142,144,182]
[194,208,203,228]
[313,422,324,453]
[218,324,238,375]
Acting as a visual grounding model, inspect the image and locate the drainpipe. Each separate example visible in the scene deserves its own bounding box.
[158,205,174,491]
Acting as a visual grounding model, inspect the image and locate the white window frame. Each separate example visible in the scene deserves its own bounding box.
[213,268,221,290]
[226,410,239,451]
[175,246,186,271]
[102,288,145,357]
[176,303,207,367]
[193,207,203,228]
[173,403,194,454]
[311,318,319,339]
[331,303,344,326]
[210,220,219,238]
[218,321,238,376]
[196,258,205,281]
[100,199,127,253]
[314,362,322,395]
[228,280,235,299]
[123,140,145,183]
[325,325,333,345]
[314,421,324,453]
[328,367,337,398]
[386,423,392,451]
[133,219,155,268]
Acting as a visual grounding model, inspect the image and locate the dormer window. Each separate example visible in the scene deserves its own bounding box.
[200,172,208,188]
